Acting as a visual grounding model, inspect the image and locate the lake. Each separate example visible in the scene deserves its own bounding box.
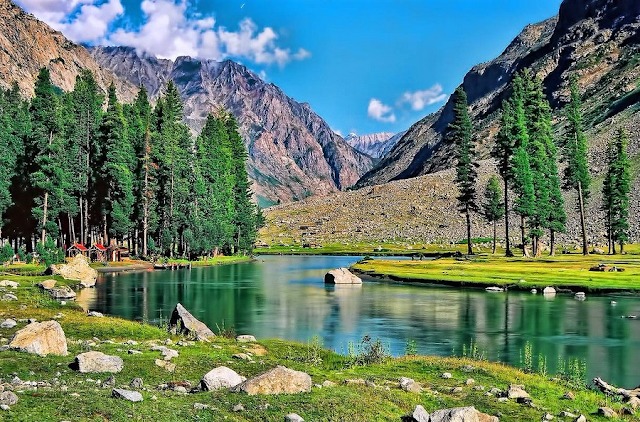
[78,255,640,387]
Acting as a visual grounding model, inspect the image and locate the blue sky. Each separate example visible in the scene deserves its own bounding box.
[17,0,563,136]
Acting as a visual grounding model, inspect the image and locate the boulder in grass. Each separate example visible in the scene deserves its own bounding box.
[233,365,311,395]
[49,286,76,300]
[73,351,123,373]
[201,366,245,391]
[112,388,143,402]
[401,405,429,422]
[9,320,68,356]
[38,279,57,290]
[428,406,498,422]
[324,268,362,284]
[168,303,215,341]
[0,280,19,288]
[48,254,97,288]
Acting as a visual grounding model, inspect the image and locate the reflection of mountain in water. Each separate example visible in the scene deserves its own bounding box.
[89,256,640,387]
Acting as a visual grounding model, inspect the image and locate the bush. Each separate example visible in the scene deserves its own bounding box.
[0,243,14,264]
[36,237,65,267]
[347,335,390,366]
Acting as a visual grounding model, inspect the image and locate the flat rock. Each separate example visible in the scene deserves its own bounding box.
[155,359,176,372]
[168,303,215,341]
[324,268,362,284]
[236,335,257,342]
[233,365,312,395]
[38,279,57,290]
[49,286,76,300]
[9,320,68,356]
[441,372,452,379]
[0,319,16,329]
[2,293,17,301]
[48,255,97,288]
[597,407,617,418]
[0,391,18,406]
[285,414,305,422]
[74,351,123,373]
[0,280,19,288]
[507,384,530,399]
[112,388,143,402]
[485,286,504,292]
[87,311,104,318]
[201,366,245,391]
[401,405,430,422]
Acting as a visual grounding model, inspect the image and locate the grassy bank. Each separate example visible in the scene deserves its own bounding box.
[351,253,640,292]
[0,274,632,420]
[255,242,493,256]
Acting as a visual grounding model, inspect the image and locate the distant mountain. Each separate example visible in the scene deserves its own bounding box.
[344,132,404,159]
[357,0,640,188]
[90,46,374,207]
[0,0,136,101]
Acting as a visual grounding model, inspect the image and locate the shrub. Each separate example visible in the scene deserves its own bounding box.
[0,243,14,264]
[36,237,65,267]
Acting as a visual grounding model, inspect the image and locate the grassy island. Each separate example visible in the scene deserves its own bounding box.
[0,272,631,421]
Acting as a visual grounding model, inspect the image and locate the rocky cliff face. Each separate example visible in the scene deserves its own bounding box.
[0,0,135,101]
[345,132,404,159]
[91,46,374,206]
[358,0,640,187]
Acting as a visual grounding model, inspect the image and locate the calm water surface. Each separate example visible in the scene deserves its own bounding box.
[79,255,640,387]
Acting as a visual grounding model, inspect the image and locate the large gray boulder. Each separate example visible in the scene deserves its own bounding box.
[401,405,430,422]
[233,365,312,395]
[73,351,123,373]
[48,255,97,288]
[324,268,362,284]
[49,286,76,300]
[201,366,245,391]
[402,406,498,422]
[9,320,68,356]
[168,303,215,341]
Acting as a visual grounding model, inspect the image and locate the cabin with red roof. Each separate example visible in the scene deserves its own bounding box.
[67,243,88,258]
[89,243,108,262]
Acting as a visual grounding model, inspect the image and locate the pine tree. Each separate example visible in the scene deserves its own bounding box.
[450,87,478,255]
[493,100,516,256]
[101,83,135,242]
[603,129,631,254]
[561,78,590,255]
[482,175,505,254]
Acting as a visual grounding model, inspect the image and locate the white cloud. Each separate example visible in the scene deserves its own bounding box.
[367,98,396,123]
[16,0,310,67]
[399,84,447,111]
[333,129,344,137]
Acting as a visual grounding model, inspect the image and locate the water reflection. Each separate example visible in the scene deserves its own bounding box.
[88,255,640,387]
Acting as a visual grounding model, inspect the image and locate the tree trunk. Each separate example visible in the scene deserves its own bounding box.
[520,215,529,257]
[84,197,89,246]
[79,197,84,245]
[578,181,588,255]
[465,205,472,255]
[620,241,624,254]
[549,230,555,256]
[607,210,612,254]
[41,191,49,244]
[503,179,512,257]
[492,220,497,254]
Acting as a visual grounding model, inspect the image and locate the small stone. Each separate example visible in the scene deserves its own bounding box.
[232,353,251,360]
[102,375,116,387]
[233,403,245,412]
[531,289,537,294]
[73,351,123,373]
[201,366,245,391]
[574,415,587,422]
[124,340,138,346]
[560,411,577,418]
[0,319,17,329]
[543,286,556,295]
[0,391,18,406]
[507,384,530,399]
[451,386,463,393]
[38,279,57,290]
[474,385,485,391]
[465,378,475,385]
[130,378,143,389]
[0,280,19,288]
[173,386,187,394]
[112,388,143,402]
[562,391,575,400]
[87,311,104,318]
[193,403,210,410]
[285,414,304,422]
[597,407,617,418]
[489,387,502,395]
[399,377,422,393]
[128,350,142,355]
[542,413,554,420]
[441,372,452,379]
[322,380,336,387]
[2,294,17,301]
[461,365,475,372]
[236,335,257,342]
[497,397,509,403]
[154,359,176,372]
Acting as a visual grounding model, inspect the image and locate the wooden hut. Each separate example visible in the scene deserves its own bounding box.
[109,245,130,262]
[67,243,89,258]
[89,243,108,262]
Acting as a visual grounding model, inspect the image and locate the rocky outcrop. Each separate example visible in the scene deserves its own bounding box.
[73,351,124,373]
[168,303,215,341]
[0,0,136,100]
[48,255,98,288]
[90,46,374,206]
[200,366,245,391]
[324,268,362,284]
[232,365,312,395]
[9,320,68,356]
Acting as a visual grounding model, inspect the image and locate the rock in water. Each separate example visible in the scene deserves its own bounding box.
[324,268,362,284]
[168,303,215,341]
[112,388,143,402]
[73,351,123,373]
[542,286,556,295]
[201,366,246,391]
[9,320,68,356]
[48,255,98,288]
[233,365,312,395]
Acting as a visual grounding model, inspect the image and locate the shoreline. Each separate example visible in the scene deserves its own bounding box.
[92,256,255,274]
